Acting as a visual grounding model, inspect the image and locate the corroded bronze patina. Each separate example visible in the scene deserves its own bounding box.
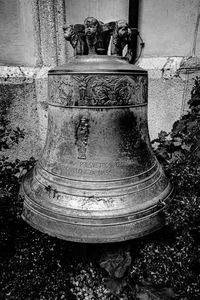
[21,18,173,243]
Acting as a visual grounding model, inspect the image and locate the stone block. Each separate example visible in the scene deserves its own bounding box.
[0,80,41,160]
[148,77,184,139]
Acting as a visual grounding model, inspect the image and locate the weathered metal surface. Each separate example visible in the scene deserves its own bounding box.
[21,55,173,243]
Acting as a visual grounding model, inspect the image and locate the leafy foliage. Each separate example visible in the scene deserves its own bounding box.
[152,77,200,165]
[0,85,24,151]
[0,119,24,151]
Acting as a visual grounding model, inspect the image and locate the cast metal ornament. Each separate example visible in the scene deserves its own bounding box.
[21,17,173,243]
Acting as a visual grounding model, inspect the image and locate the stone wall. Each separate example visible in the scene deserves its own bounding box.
[0,67,41,160]
[138,57,190,139]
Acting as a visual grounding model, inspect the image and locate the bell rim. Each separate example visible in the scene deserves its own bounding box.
[21,184,174,243]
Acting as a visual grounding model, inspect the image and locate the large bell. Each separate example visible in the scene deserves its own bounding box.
[21,18,173,243]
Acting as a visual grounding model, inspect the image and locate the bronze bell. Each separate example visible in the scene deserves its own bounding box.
[21,18,173,243]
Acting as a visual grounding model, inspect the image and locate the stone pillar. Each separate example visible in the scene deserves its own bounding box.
[33,0,67,67]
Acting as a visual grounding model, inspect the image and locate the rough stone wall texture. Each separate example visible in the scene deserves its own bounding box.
[35,68,50,147]
[0,68,41,160]
[148,77,184,139]
[34,0,67,67]
[137,57,195,139]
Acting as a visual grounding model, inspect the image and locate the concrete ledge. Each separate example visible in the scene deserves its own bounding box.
[0,56,188,83]
[0,66,50,153]
[0,66,40,84]
[137,56,184,79]
[0,66,42,160]
[0,57,186,83]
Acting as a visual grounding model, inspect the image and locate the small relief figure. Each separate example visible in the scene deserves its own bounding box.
[84,17,105,55]
[111,20,130,56]
[73,75,91,105]
[76,117,90,159]
[63,24,88,55]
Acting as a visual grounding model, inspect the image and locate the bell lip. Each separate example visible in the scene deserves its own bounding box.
[48,55,147,75]
[20,178,174,243]
[21,214,164,243]
[21,184,174,243]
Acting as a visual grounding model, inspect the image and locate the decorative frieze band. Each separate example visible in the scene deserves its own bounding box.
[48,74,148,106]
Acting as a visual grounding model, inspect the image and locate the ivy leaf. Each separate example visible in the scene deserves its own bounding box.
[105,278,127,294]
[172,119,186,135]
[99,245,132,278]
[172,137,182,147]
[195,150,200,158]
[187,120,198,131]
[158,130,169,141]
[182,143,191,151]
